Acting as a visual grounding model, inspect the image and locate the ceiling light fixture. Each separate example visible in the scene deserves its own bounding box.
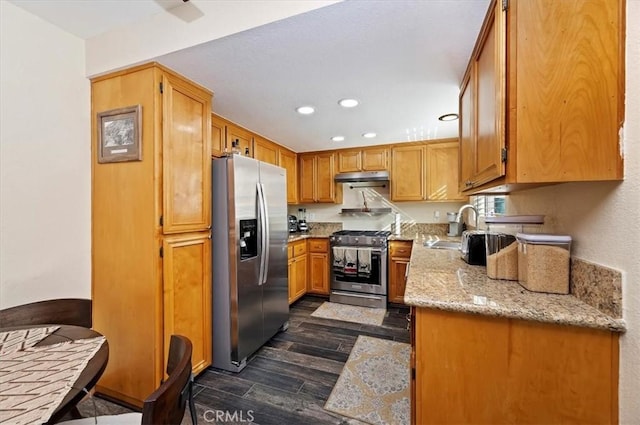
[331,136,345,142]
[362,132,377,139]
[338,98,359,108]
[438,113,459,121]
[296,106,315,115]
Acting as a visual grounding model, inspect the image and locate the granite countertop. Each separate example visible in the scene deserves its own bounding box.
[287,232,331,242]
[404,242,626,332]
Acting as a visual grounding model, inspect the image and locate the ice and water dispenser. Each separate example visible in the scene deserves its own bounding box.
[239,219,258,260]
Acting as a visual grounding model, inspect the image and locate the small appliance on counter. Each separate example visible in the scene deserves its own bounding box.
[297,208,308,232]
[447,212,464,236]
[461,230,486,265]
[288,215,298,233]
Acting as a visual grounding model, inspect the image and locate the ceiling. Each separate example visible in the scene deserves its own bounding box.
[10,0,490,153]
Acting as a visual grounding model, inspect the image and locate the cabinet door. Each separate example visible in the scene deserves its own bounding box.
[391,145,425,201]
[288,256,296,304]
[279,149,298,204]
[226,123,253,157]
[253,136,279,165]
[389,258,409,304]
[162,74,211,234]
[162,232,212,375]
[459,70,475,192]
[308,253,329,295]
[294,255,308,300]
[426,142,466,201]
[362,147,389,171]
[472,1,506,188]
[415,308,510,424]
[298,154,316,203]
[513,0,623,183]
[211,114,225,158]
[316,153,337,202]
[338,150,361,172]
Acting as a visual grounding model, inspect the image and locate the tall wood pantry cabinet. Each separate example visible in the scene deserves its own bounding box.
[91,62,212,407]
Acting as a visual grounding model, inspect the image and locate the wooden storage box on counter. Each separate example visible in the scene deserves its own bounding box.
[517,233,572,294]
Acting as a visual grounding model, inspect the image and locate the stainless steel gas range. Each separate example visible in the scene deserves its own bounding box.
[329,230,391,308]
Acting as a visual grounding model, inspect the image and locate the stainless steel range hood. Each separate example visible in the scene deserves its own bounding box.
[334,170,390,183]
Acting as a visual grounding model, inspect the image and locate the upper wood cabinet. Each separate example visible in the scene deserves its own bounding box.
[211,114,253,158]
[392,140,465,202]
[279,148,298,204]
[391,145,426,201]
[211,114,226,158]
[459,0,624,193]
[362,147,389,171]
[253,135,279,165]
[299,152,342,203]
[338,147,389,172]
[426,142,466,201]
[91,63,212,406]
[226,123,253,157]
[162,74,212,234]
[338,150,361,173]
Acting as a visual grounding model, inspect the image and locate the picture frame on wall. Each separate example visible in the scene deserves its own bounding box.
[97,105,142,163]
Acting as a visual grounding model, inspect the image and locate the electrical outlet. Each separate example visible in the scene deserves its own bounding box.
[434,211,440,219]
[309,213,316,220]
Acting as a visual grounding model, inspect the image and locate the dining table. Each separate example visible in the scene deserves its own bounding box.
[0,324,109,425]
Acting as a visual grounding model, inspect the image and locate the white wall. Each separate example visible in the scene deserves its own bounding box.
[0,1,90,308]
[86,0,341,76]
[504,3,640,421]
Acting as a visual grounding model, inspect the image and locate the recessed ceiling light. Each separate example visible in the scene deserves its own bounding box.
[338,98,359,108]
[362,132,377,138]
[331,136,345,142]
[438,113,459,121]
[296,106,315,115]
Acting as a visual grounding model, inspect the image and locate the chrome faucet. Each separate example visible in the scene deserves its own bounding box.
[457,204,478,229]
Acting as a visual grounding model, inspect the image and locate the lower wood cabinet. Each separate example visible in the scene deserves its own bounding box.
[388,240,413,304]
[307,238,329,295]
[162,233,212,375]
[411,308,619,424]
[288,240,307,304]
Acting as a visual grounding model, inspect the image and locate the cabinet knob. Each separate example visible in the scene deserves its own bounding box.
[465,180,473,187]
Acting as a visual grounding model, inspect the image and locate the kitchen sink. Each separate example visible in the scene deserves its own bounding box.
[423,240,461,250]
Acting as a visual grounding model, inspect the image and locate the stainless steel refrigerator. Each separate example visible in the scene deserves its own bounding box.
[211,155,289,372]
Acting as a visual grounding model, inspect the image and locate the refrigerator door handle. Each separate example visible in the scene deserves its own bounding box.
[257,182,267,285]
[260,183,270,284]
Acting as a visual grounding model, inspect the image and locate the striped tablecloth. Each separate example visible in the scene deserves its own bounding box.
[0,327,106,425]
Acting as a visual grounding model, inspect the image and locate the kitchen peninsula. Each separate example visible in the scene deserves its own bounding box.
[405,244,624,424]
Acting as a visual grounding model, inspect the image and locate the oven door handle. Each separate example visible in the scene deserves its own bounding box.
[331,246,386,253]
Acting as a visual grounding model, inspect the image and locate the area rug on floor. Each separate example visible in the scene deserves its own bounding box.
[324,335,411,425]
[310,302,386,326]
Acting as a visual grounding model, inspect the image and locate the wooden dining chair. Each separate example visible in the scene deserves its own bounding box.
[0,298,92,328]
[58,335,195,425]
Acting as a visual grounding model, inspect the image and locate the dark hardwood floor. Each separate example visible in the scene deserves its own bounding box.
[191,296,410,425]
[73,296,410,425]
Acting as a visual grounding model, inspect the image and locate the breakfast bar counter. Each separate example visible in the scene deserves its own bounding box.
[404,242,625,332]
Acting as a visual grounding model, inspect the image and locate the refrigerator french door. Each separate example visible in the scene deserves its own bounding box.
[211,155,289,372]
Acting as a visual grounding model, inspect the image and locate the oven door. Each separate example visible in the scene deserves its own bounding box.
[330,246,387,296]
